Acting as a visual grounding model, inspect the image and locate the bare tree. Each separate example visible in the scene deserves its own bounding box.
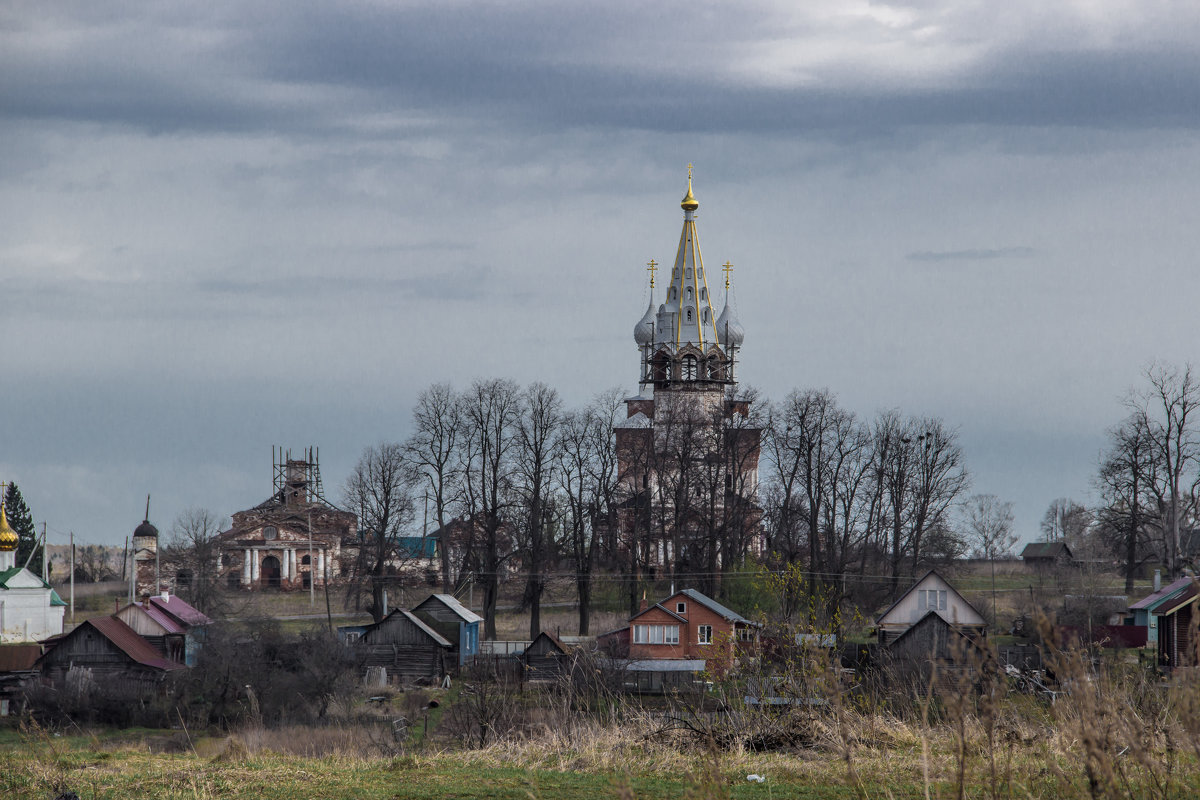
[404,382,463,592]
[164,507,227,616]
[460,378,521,639]
[343,442,416,622]
[1139,363,1200,577]
[1040,497,1093,545]
[962,493,1016,628]
[556,390,622,635]
[1095,413,1157,593]
[515,382,563,639]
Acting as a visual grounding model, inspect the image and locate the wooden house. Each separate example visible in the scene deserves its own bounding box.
[876,570,987,645]
[885,610,990,689]
[523,631,570,680]
[115,601,187,665]
[0,644,43,714]
[1155,580,1198,669]
[412,594,481,666]
[358,609,452,684]
[1020,541,1074,569]
[1129,576,1192,645]
[37,616,184,683]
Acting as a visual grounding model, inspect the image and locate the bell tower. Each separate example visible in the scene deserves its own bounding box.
[632,167,745,396]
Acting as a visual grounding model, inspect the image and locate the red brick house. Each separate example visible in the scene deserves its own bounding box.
[624,588,758,670]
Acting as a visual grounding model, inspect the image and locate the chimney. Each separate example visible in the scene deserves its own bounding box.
[161,588,170,602]
[1154,569,1162,592]
[639,590,647,613]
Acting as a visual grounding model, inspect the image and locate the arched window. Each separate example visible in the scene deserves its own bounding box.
[686,308,693,321]
[681,355,698,381]
[700,287,707,300]
[263,526,277,540]
[686,287,693,301]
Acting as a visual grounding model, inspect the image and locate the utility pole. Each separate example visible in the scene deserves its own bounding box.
[41,523,47,581]
[69,531,75,626]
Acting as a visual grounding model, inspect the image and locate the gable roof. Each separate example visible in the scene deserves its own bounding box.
[418,593,483,624]
[118,602,187,635]
[530,630,569,653]
[1130,577,1194,611]
[1156,582,1199,617]
[148,594,213,628]
[0,565,67,606]
[631,603,687,624]
[82,617,186,671]
[1020,541,1073,560]
[677,588,755,625]
[875,569,985,627]
[363,609,453,647]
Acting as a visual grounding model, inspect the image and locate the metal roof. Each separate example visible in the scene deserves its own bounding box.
[622,659,707,672]
[0,644,42,672]
[1020,541,1072,559]
[1129,577,1194,611]
[422,593,483,624]
[679,588,754,625]
[86,617,185,671]
[148,594,213,628]
[125,602,187,634]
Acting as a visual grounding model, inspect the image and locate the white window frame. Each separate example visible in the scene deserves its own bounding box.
[633,624,680,645]
[697,624,713,645]
[676,602,687,614]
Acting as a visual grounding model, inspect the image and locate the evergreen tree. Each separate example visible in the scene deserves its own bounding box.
[4,484,43,578]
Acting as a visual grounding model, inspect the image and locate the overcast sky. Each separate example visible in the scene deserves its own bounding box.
[4,1,1200,551]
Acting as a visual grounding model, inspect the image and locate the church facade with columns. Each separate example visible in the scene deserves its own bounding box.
[213,450,357,591]
[614,171,763,586]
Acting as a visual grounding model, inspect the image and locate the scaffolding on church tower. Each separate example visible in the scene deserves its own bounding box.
[272,446,335,509]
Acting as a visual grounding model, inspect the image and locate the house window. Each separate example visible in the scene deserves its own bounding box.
[918,589,947,611]
[737,627,754,642]
[698,625,713,645]
[676,602,687,614]
[633,624,680,645]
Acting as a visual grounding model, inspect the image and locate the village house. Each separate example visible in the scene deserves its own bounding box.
[1153,579,1198,669]
[412,593,482,667]
[356,609,452,685]
[114,592,211,666]
[523,631,570,681]
[599,588,758,679]
[875,570,987,646]
[1019,541,1074,570]
[1128,575,1193,645]
[37,616,185,684]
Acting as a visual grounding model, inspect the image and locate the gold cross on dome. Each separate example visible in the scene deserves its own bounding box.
[723,261,734,289]
[687,163,693,180]
[646,259,658,288]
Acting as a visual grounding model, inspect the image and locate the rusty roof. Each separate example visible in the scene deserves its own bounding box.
[86,617,185,671]
[0,644,43,672]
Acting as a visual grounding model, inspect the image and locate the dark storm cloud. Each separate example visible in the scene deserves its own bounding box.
[6,3,1200,139]
[907,247,1036,263]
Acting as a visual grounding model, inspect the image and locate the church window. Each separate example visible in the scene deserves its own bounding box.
[686,287,693,302]
[681,355,698,381]
[686,267,692,279]
[700,287,706,300]
[263,526,277,540]
[703,308,710,323]
[670,287,676,302]
[301,554,312,565]
[686,308,693,321]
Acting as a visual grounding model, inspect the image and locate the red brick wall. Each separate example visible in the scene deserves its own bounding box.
[628,592,738,666]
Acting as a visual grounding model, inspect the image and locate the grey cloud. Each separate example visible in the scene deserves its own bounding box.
[907,246,1037,262]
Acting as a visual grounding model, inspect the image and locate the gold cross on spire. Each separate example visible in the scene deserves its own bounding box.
[687,163,693,180]
[723,261,734,290]
[646,259,658,289]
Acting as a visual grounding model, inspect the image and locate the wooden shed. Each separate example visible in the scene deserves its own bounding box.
[115,602,187,665]
[37,617,184,683]
[412,594,481,666]
[524,631,570,680]
[359,609,452,684]
[885,610,990,690]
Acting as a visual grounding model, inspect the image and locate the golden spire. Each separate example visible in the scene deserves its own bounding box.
[646,259,658,289]
[723,261,734,290]
[680,163,698,211]
[0,488,17,553]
